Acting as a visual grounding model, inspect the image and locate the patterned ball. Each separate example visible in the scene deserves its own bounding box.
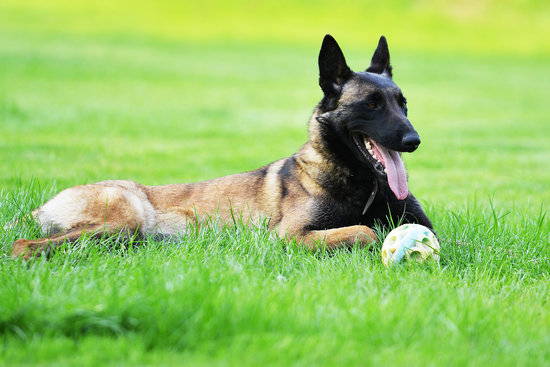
[381,224,440,267]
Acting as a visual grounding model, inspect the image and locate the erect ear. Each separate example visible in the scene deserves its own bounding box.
[318,34,352,108]
[366,36,392,77]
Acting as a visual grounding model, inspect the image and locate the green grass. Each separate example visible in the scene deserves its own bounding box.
[1,1,549,366]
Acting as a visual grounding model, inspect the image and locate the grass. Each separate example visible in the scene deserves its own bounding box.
[0,1,549,366]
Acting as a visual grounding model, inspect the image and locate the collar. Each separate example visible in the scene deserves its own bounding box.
[362,178,378,215]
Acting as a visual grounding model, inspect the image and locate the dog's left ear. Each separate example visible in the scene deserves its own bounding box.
[367,36,392,78]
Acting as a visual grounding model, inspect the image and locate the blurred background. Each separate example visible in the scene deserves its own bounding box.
[1,0,548,211]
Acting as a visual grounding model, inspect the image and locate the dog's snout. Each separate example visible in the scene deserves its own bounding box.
[402,133,421,152]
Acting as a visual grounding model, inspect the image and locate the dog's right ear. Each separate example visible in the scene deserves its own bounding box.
[318,35,352,110]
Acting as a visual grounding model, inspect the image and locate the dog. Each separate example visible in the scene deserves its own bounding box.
[12,35,433,259]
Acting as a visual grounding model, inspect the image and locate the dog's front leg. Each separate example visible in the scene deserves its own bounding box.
[379,192,433,230]
[397,194,433,229]
[379,193,438,238]
[297,225,377,250]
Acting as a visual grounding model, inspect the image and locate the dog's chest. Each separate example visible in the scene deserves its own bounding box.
[309,194,368,230]
[308,186,397,230]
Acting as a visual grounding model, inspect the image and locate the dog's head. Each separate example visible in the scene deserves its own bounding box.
[315,35,419,200]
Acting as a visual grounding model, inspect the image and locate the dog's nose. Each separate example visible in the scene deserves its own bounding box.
[402,134,421,152]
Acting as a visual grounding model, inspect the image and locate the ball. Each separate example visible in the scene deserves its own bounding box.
[381,224,440,267]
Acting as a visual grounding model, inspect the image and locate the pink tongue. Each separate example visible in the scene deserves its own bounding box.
[372,142,409,200]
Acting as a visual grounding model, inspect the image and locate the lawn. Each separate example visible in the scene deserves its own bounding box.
[0,1,549,366]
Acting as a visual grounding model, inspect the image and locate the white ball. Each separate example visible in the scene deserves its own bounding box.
[381,224,440,267]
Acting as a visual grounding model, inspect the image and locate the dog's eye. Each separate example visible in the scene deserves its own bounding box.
[367,102,378,110]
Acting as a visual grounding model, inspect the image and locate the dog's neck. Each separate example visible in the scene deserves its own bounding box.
[295,110,377,197]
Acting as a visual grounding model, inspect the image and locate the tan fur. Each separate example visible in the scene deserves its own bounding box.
[12,139,377,259]
[301,225,377,250]
[12,120,378,259]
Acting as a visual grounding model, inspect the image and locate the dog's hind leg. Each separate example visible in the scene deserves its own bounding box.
[11,181,155,259]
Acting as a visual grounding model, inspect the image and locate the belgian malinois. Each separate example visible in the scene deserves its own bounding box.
[12,35,433,259]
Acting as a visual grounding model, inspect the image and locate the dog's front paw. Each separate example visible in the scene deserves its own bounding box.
[350,225,378,245]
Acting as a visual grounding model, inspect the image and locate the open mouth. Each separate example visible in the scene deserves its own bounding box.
[353,134,409,200]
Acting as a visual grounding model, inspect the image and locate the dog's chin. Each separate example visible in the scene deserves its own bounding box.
[351,133,410,200]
